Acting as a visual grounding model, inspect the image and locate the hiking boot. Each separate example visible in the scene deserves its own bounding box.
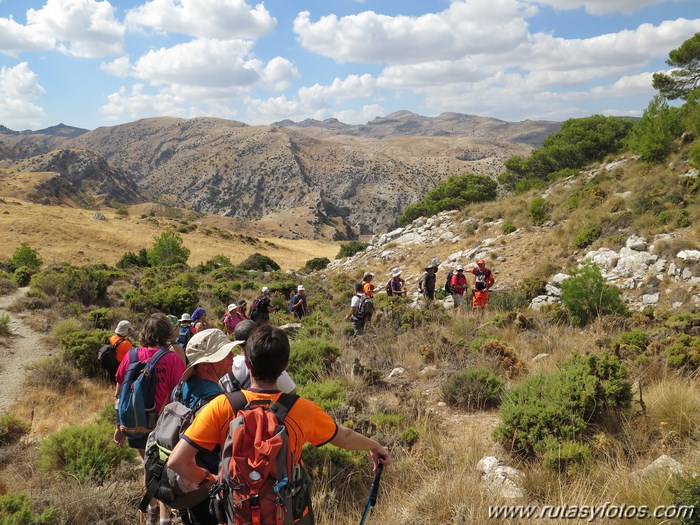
[144,504,158,525]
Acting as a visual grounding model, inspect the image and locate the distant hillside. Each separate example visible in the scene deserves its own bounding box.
[0,112,557,239]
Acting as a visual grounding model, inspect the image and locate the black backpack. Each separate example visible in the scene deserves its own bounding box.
[352,295,373,322]
[444,271,454,294]
[97,337,126,380]
[249,296,263,321]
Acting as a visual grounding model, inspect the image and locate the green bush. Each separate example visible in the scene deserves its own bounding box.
[197,254,232,273]
[398,173,498,225]
[301,444,369,491]
[501,222,517,234]
[560,260,629,326]
[611,330,650,354]
[239,253,280,271]
[303,257,331,272]
[336,241,368,259]
[529,197,549,225]
[38,421,136,482]
[288,339,341,386]
[116,248,149,269]
[0,314,10,336]
[115,207,129,217]
[147,231,190,267]
[665,334,700,370]
[0,414,30,446]
[494,350,631,458]
[0,493,58,525]
[30,266,111,306]
[542,439,591,475]
[10,244,42,270]
[58,329,112,378]
[25,355,84,390]
[691,142,700,170]
[518,275,548,301]
[442,367,504,410]
[12,266,34,287]
[0,276,17,296]
[671,475,700,525]
[297,379,347,412]
[572,224,602,248]
[125,284,198,314]
[87,307,111,329]
[627,96,683,162]
[401,427,420,446]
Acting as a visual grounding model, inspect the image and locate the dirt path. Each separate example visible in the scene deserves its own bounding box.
[0,287,55,413]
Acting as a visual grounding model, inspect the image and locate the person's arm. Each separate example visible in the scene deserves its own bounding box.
[168,341,187,366]
[345,305,356,320]
[330,426,391,470]
[488,272,495,289]
[167,439,217,489]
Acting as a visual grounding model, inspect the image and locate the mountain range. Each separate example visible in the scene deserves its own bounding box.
[0,111,561,240]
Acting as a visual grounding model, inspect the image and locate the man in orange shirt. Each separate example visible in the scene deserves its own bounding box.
[111,320,134,363]
[167,324,391,497]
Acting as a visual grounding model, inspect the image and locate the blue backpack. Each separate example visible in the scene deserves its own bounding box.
[117,348,170,439]
[177,325,192,349]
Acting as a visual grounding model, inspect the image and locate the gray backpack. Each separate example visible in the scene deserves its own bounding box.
[139,387,210,511]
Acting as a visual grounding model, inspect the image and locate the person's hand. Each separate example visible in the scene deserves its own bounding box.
[113,427,125,446]
[370,446,391,470]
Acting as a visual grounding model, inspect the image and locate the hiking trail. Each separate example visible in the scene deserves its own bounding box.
[0,287,55,413]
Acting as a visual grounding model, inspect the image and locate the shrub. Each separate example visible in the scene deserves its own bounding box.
[116,248,149,269]
[627,96,683,162]
[0,414,30,446]
[401,427,420,446]
[0,276,17,296]
[398,173,498,224]
[494,350,631,458]
[0,493,58,525]
[518,275,548,301]
[336,241,368,259]
[13,266,35,287]
[303,257,331,272]
[297,379,347,412]
[691,142,700,170]
[442,367,504,410]
[30,266,111,306]
[58,329,112,378]
[125,284,198,314]
[147,231,190,267]
[301,444,369,493]
[10,244,42,270]
[38,421,136,482]
[529,197,549,225]
[239,253,280,271]
[0,314,10,336]
[197,254,232,273]
[572,223,602,248]
[115,207,129,217]
[288,339,341,386]
[542,440,591,475]
[560,260,628,326]
[671,475,700,525]
[501,222,517,234]
[25,355,84,390]
[87,307,111,329]
[611,330,650,355]
[665,334,700,370]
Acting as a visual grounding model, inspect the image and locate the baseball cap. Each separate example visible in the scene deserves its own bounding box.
[297,285,305,291]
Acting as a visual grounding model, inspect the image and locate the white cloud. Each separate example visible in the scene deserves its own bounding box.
[0,62,45,128]
[256,57,299,91]
[26,0,124,58]
[101,55,131,77]
[130,38,260,87]
[532,0,670,15]
[126,0,275,39]
[0,15,55,56]
[99,83,185,121]
[294,0,530,64]
[299,74,377,107]
[335,104,384,124]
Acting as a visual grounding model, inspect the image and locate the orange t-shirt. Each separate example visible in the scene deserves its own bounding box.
[183,390,338,462]
[109,334,133,363]
[362,282,375,298]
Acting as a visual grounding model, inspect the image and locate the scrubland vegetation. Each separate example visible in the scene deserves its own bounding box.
[0,33,700,525]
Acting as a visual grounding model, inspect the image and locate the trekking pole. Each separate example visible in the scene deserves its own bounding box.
[359,463,383,525]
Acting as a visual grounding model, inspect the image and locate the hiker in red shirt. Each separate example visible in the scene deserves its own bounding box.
[450,265,469,308]
[467,259,495,309]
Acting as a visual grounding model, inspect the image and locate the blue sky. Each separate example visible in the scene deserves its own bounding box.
[0,0,698,131]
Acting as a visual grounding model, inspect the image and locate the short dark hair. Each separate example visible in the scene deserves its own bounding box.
[234,319,257,342]
[245,324,289,382]
[140,313,172,347]
[354,282,363,292]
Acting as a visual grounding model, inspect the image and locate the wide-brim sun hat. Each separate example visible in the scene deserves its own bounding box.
[363,271,374,279]
[115,320,131,336]
[182,329,235,381]
[179,313,192,322]
[228,303,238,312]
[237,299,247,307]
[392,269,402,277]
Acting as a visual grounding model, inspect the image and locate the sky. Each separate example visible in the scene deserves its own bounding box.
[0,0,698,131]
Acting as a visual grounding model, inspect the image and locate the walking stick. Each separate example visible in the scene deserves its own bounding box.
[359,463,383,525]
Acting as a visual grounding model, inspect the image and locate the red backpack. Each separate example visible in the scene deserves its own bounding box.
[211,392,314,525]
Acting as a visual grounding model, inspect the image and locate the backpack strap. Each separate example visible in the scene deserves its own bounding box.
[272,393,299,423]
[224,390,248,415]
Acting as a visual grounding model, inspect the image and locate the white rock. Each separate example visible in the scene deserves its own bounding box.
[613,248,658,277]
[532,353,549,362]
[530,295,559,310]
[626,235,648,251]
[388,367,405,379]
[585,249,619,270]
[477,456,526,500]
[678,250,700,262]
[544,283,562,297]
[682,268,694,280]
[550,273,570,286]
[632,455,684,479]
[642,293,659,305]
[437,401,447,408]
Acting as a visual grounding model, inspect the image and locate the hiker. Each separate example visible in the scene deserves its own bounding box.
[98,320,133,383]
[249,286,278,324]
[167,324,391,523]
[220,319,296,394]
[362,271,375,298]
[346,282,371,335]
[177,313,194,350]
[222,304,238,336]
[386,269,406,296]
[419,264,439,302]
[173,328,236,525]
[290,285,308,320]
[450,265,469,308]
[467,259,495,309]
[113,313,186,525]
[191,308,211,333]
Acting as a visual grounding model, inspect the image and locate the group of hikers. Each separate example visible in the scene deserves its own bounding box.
[97,259,491,524]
